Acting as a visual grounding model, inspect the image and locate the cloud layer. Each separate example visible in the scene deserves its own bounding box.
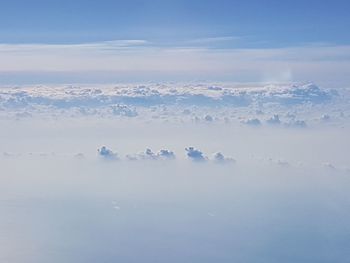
[1,82,347,128]
[1,41,350,85]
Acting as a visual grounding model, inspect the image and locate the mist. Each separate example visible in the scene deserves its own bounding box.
[1,111,350,262]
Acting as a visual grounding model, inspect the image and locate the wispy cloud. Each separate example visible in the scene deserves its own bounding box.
[0,39,150,52]
[187,36,242,44]
[0,40,349,85]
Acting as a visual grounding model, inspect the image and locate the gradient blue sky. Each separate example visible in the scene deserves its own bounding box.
[1,0,350,46]
[1,0,350,85]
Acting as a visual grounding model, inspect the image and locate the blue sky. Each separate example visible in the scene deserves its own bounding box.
[1,0,350,85]
[1,0,350,46]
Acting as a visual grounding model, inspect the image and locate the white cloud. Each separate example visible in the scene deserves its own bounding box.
[266,114,281,125]
[97,146,118,160]
[242,118,261,126]
[136,148,158,160]
[1,41,350,85]
[0,82,347,128]
[212,152,235,164]
[157,149,176,160]
[126,148,176,161]
[185,147,207,162]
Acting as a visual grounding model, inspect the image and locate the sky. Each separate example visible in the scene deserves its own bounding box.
[1,0,350,84]
[2,2,350,261]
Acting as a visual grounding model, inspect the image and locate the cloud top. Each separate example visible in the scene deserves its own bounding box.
[185,147,207,162]
[126,148,176,161]
[98,146,118,160]
[212,152,235,164]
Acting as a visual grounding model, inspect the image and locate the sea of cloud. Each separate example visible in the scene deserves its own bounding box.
[1,82,350,262]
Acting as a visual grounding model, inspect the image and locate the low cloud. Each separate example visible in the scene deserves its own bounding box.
[110,104,138,117]
[97,146,118,160]
[185,147,207,162]
[126,148,176,161]
[266,114,281,125]
[204,115,214,122]
[212,152,235,164]
[157,149,176,160]
[286,120,307,128]
[242,118,261,126]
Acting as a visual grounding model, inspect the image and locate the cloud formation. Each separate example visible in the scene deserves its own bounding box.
[157,149,176,160]
[1,41,350,86]
[97,146,118,160]
[110,104,138,117]
[242,118,261,126]
[0,83,337,110]
[126,148,176,161]
[212,152,235,164]
[286,120,307,128]
[266,114,281,125]
[0,82,347,128]
[185,147,207,162]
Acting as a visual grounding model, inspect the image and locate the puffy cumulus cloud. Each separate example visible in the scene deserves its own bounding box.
[0,82,347,126]
[138,148,158,160]
[0,83,339,112]
[241,118,261,126]
[126,148,176,161]
[212,152,235,164]
[266,114,281,125]
[97,146,118,160]
[185,147,207,162]
[157,149,176,160]
[185,148,235,163]
[260,83,336,105]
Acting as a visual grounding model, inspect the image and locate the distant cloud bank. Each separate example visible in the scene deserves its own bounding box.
[0,82,347,127]
[1,41,350,86]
